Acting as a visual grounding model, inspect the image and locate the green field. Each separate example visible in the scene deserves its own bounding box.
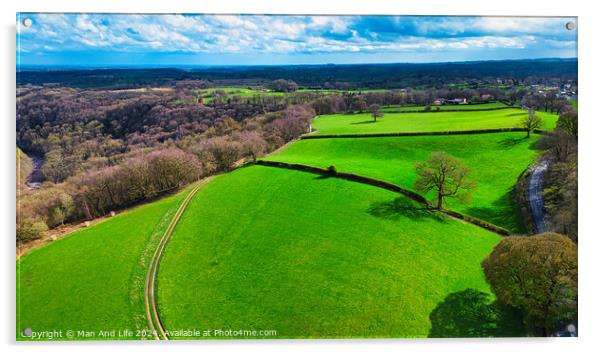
[381,102,515,112]
[311,109,558,135]
[199,87,286,103]
[157,165,501,338]
[265,132,542,233]
[16,187,192,340]
[17,94,544,340]
[200,87,398,103]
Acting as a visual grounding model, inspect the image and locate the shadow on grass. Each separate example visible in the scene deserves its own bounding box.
[495,132,547,151]
[428,289,526,338]
[368,197,443,222]
[528,135,548,151]
[497,136,528,148]
[464,188,524,233]
[505,112,526,117]
[350,120,379,125]
[314,174,334,180]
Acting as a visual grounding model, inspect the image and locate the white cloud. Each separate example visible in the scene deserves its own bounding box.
[16,14,576,57]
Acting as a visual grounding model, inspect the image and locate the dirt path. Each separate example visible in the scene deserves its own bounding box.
[143,177,213,340]
[529,160,549,233]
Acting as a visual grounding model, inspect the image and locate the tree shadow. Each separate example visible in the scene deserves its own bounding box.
[505,112,526,117]
[528,136,548,151]
[314,174,333,180]
[350,120,379,125]
[428,289,525,338]
[497,137,528,149]
[464,188,522,233]
[367,197,443,222]
[495,134,546,151]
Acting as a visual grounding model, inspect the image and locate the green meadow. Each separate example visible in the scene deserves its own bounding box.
[265,132,543,233]
[311,109,558,135]
[16,187,192,340]
[157,165,501,338]
[17,100,550,340]
[381,102,515,112]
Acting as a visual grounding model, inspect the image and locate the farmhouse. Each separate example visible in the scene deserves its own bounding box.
[446,98,467,105]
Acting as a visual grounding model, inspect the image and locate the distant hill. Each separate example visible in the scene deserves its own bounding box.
[17,59,577,89]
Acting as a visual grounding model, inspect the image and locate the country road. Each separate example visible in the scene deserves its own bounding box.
[529,160,549,233]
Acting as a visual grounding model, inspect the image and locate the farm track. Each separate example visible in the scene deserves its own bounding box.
[144,177,213,340]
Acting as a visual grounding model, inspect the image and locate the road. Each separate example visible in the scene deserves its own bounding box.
[529,160,549,233]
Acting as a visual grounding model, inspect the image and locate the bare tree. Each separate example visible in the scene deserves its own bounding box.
[368,104,384,122]
[521,108,543,138]
[414,151,475,210]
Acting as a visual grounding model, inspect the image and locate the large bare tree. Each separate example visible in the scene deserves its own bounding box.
[368,104,383,122]
[521,108,543,138]
[414,151,475,210]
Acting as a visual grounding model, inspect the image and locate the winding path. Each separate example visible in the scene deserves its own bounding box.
[529,160,549,233]
[144,178,212,340]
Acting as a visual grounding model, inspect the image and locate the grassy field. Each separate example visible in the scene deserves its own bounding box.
[198,87,286,103]
[157,165,502,338]
[312,109,558,135]
[16,187,192,340]
[265,132,542,233]
[200,87,397,103]
[381,102,515,112]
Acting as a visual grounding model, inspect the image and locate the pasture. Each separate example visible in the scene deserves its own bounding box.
[311,109,558,135]
[381,102,515,112]
[157,165,502,338]
[264,132,542,233]
[16,187,192,340]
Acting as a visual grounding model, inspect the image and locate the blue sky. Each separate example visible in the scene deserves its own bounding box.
[16,14,577,66]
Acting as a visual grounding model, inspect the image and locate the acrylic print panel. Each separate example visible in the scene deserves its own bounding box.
[16,13,578,341]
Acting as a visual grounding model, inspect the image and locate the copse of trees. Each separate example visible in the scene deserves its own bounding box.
[557,110,578,138]
[482,233,577,335]
[414,151,475,210]
[16,101,316,243]
[541,109,578,241]
[522,92,571,115]
[67,148,201,221]
[269,79,298,93]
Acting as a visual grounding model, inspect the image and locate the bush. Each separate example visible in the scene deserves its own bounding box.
[327,165,337,174]
[17,217,48,242]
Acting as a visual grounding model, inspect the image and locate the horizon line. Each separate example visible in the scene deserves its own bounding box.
[17,57,578,71]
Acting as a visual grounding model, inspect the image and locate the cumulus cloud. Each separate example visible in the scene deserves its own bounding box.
[16,14,576,59]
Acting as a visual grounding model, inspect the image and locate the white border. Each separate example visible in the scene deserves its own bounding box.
[2,1,600,353]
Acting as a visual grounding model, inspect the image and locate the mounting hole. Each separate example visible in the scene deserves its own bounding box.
[565,21,575,31]
[22,18,32,28]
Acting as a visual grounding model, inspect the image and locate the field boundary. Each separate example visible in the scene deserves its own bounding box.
[144,177,213,340]
[302,127,548,140]
[255,160,510,236]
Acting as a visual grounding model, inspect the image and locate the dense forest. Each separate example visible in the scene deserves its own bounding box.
[18,59,577,89]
